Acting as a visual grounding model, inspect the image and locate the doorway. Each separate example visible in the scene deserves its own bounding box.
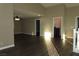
[35,20,40,36]
[75,16,79,29]
[54,27,61,38]
[52,16,63,39]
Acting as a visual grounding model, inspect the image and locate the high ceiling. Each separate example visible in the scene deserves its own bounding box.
[41,3,79,8]
[14,3,79,18]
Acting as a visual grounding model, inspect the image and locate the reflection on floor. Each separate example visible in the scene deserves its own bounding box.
[0,34,79,56]
[44,33,59,56]
[52,38,73,56]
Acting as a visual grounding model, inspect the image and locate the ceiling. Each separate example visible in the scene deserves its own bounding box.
[14,9,39,18]
[14,3,79,18]
[41,3,79,8]
[41,3,60,8]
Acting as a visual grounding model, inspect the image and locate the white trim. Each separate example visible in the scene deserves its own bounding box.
[20,33,44,37]
[14,32,24,34]
[73,16,79,53]
[0,44,15,50]
[35,19,36,35]
[61,17,64,39]
[15,32,36,35]
[51,17,54,38]
[23,33,32,35]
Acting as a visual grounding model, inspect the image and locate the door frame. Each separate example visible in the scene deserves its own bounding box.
[35,19,40,36]
[75,16,79,29]
[73,16,79,53]
[52,16,64,39]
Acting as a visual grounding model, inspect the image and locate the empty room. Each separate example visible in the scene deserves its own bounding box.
[0,3,79,56]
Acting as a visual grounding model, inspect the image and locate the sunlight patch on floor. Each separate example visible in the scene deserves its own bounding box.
[44,32,59,56]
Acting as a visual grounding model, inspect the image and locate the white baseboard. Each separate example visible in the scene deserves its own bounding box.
[23,33,32,35]
[15,32,35,35]
[0,44,15,50]
[14,32,24,34]
[73,49,79,53]
[21,33,44,37]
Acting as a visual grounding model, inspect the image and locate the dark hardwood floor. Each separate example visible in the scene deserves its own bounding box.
[0,34,49,56]
[52,38,73,56]
[0,34,79,56]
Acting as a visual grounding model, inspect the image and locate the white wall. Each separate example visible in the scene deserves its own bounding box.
[22,17,36,35]
[14,18,23,34]
[40,4,65,38]
[65,6,79,38]
[0,4,14,48]
[14,3,79,39]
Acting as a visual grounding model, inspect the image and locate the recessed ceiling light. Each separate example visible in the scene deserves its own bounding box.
[38,14,41,16]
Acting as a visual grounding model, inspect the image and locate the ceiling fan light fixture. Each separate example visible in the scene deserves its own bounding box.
[15,16,20,21]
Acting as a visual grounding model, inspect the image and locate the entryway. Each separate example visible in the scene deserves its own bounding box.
[35,20,40,36]
[52,16,63,39]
